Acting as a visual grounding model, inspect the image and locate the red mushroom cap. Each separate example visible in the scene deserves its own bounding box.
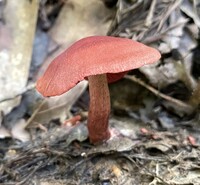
[36,36,161,97]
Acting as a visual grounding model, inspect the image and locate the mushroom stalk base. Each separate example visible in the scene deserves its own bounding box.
[88,74,111,144]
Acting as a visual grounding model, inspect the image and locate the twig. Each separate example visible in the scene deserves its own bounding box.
[143,19,188,44]
[121,153,170,185]
[25,99,46,127]
[15,160,46,185]
[125,75,194,113]
[145,0,157,27]
[120,0,143,15]
[157,0,182,32]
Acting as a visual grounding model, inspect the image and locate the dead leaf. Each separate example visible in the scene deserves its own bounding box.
[0,0,39,114]
[0,125,11,139]
[49,0,113,45]
[30,80,88,125]
[87,137,136,155]
[43,122,88,147]
[11,119,30,142]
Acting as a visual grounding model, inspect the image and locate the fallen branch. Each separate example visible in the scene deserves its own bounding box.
[125,75,194,114]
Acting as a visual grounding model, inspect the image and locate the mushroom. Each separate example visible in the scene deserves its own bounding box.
[36,36,161,144]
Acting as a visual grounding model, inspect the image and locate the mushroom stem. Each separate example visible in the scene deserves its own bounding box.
[88,74,111,144]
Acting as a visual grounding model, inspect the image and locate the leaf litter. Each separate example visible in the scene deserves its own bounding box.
[0,0,200,184]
